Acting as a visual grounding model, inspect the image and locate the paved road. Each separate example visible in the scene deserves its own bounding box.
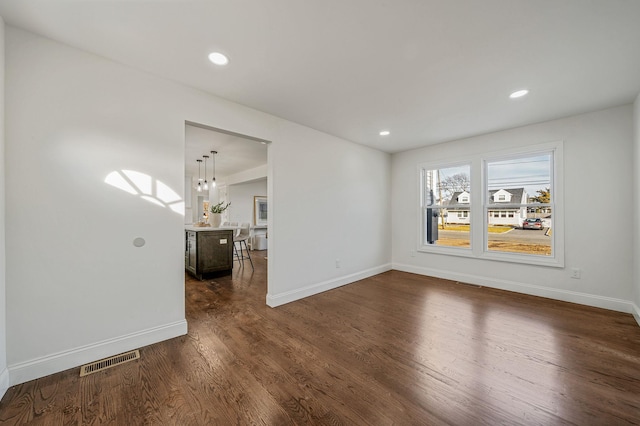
[439,228,550,245]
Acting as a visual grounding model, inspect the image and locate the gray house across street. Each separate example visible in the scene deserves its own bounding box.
[446,188,528,227]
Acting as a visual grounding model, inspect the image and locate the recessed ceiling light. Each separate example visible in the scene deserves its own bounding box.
[509,89,529,99]
[379,130,390,136]
[208,52,229,66]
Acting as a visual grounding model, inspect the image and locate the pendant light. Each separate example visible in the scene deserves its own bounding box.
[210,150,218,188]
[202,155,209,191]
[196,159,202,192]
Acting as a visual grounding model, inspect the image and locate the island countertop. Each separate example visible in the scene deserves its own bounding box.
[185,225,237,232]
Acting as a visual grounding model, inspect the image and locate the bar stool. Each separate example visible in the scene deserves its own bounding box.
[222,222,241,261]
[233,222,253,269]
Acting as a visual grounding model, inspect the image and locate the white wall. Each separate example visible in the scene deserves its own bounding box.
[228,179,267,225]
[224,164,267,186]
[392,105,635,313]
[266,122,392,305]
[633,93,640,325]
[4,26,391,384]
[0,17,9,399]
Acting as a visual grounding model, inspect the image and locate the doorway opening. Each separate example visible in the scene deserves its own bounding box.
[183,121,270,295]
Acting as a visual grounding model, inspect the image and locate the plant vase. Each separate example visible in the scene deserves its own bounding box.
[209,213,222,227]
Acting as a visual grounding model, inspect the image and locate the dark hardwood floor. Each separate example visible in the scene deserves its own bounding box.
[1,252,640,425]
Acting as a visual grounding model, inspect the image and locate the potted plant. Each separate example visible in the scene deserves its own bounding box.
[209,201,231,227]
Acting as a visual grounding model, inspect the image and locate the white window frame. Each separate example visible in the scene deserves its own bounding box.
[481,142,564,267]
[417,141,564,267]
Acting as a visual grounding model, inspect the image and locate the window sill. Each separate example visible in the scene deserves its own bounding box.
[418,245,474,258]
[417,245,564,268]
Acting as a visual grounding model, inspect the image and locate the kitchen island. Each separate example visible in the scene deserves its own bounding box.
[185,226,234,279]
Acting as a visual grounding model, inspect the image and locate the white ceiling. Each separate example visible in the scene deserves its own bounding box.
[185,124,267,180]
[1,1,639,153]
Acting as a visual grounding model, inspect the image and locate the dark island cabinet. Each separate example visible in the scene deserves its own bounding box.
[185,229,234,279]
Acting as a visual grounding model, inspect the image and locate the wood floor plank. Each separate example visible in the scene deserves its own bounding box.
[1,255,639,425]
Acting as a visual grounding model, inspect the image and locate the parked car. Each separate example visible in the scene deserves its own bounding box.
[522,218,544,230]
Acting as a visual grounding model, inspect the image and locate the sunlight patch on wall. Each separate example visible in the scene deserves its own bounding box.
[105,170,184,215]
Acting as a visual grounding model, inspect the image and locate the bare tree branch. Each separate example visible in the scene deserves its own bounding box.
[439,173,470,199]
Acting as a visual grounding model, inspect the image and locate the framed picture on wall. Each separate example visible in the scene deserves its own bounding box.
[254,196,267,226]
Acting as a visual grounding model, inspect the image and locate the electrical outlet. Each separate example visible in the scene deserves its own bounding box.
[336,259,341,268]
[570,268,581,279]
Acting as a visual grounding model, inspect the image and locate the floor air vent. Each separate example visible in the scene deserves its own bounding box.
[79,350,140,377]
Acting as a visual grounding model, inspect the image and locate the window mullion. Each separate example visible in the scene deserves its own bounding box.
[471,158,484,256]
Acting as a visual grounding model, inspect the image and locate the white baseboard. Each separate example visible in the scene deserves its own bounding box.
[0,367,9,400]
[266,263,392,307]
[632,303,640,327]
[8,319,187,386]
[393,263,635,314]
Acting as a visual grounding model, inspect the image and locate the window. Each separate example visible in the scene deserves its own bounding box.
[420,163,471,249]
[485,151,554,259]
[418,142,563,267]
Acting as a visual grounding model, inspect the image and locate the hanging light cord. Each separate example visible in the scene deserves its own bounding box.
[211,150,218,188]
[203,155,209,190]
[196,159,202,192]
